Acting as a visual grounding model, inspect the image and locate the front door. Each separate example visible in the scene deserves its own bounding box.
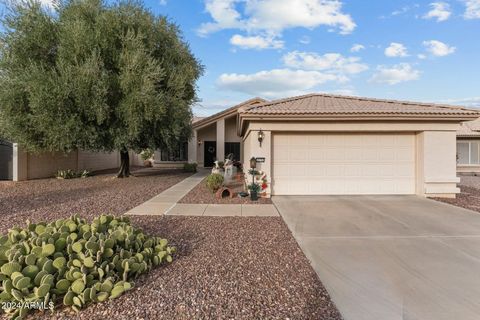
[204,141,216,167]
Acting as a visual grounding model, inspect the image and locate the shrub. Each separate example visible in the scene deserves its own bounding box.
[206,173,224,192]
[55,169,77,179]
[183,162,198,173]
[79,170,91,178]
[247,183,261,193]
[0,215,175,319]
[55,169,91,179]
[140,149,154,161]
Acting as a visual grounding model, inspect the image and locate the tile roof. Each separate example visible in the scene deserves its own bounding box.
[240,93,479,117]
[192,116,205,123]
[458,119,480,137]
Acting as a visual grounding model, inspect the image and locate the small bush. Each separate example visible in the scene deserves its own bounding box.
[183,162,198,173]
[0,215,175,319]
[140,149,154,161]
[247,183,261,193]
[55,169,91,179]
[206,173,224,192]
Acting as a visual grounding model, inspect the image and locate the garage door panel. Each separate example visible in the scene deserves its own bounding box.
[308,165,327,176]
[309,148,325,161]
[397,148,415,161]
[272,133,415,195]
[325,149,346,161]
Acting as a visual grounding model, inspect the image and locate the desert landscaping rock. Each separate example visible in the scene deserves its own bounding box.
[435,176,480,213]
[179,177,272,205]
[0,167,191,234]
[0,169,341,320]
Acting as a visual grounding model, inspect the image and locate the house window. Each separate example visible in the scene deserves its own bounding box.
[457,141,480,165]
[161,142,188,162]
[225,142,241,161]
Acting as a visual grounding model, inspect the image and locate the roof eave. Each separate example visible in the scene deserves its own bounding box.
[239,113,480,136]
[192,97,267,130]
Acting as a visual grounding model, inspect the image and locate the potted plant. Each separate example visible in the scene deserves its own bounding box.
[140,148,154,167]
[247,182,261,201]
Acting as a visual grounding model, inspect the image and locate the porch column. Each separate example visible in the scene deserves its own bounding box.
[216,119,225,162]
[188,129,198,163]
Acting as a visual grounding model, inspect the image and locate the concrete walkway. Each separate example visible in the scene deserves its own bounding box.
[166,203,278,216]
[126,169,209,215]
[126,169,278,217]
[273,195,480,320]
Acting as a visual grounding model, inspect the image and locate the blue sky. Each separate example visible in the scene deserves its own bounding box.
[146,0,480,116]
[8,0,480,116]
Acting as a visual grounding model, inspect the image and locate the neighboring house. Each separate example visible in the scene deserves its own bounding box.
[4,145,142,181]
[457,118,480,174]
[155,93,478,198]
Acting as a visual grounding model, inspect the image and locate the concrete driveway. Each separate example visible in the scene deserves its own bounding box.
[273,195,480,320]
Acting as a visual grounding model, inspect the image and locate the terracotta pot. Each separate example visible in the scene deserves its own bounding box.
[144,160,152,167]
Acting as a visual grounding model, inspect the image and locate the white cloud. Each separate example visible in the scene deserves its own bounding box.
[160,0,167,5]
[370,63,421,85]
[230,34,284,50]
[282,51,368,75]
[198,0,356,36]
[198,0,244,35]
[392,6,411,16]
[418,53,427,59]
[390,4,420,16]
[384,42,409,57]
[299,36,311,44]
[350,44,365,52]
[438,97,480,107]
[423,40,456,56]
[328,88,357,96]
[464,0,480,19]
[423,2,451,21]
[217,69,345,98]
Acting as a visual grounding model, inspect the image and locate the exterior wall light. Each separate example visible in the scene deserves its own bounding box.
[197,139,202,145]
[258,129,265,147]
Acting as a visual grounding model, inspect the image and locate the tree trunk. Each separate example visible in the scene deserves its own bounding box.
[117,150,131,178]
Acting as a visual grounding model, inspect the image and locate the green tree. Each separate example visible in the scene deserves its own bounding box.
[0,0,203,177]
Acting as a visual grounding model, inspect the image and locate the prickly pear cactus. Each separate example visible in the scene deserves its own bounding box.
[0,215,175,319]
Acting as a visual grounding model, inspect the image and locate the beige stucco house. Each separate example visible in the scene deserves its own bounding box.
[156,93,478,198]
[456,118,480,174]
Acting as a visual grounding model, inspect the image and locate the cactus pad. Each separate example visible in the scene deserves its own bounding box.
[0,214,175,318]
[1,262,22,276]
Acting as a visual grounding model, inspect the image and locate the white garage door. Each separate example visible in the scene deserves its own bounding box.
[272,133,416,195]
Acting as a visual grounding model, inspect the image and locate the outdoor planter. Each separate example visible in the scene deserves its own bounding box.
[216,187,234,199]
[250,190,258,201]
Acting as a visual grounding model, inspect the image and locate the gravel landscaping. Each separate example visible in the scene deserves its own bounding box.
[435,175,480,212]
[0,168,341,319]
[0,167,191,234]
[179,177,272,204]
